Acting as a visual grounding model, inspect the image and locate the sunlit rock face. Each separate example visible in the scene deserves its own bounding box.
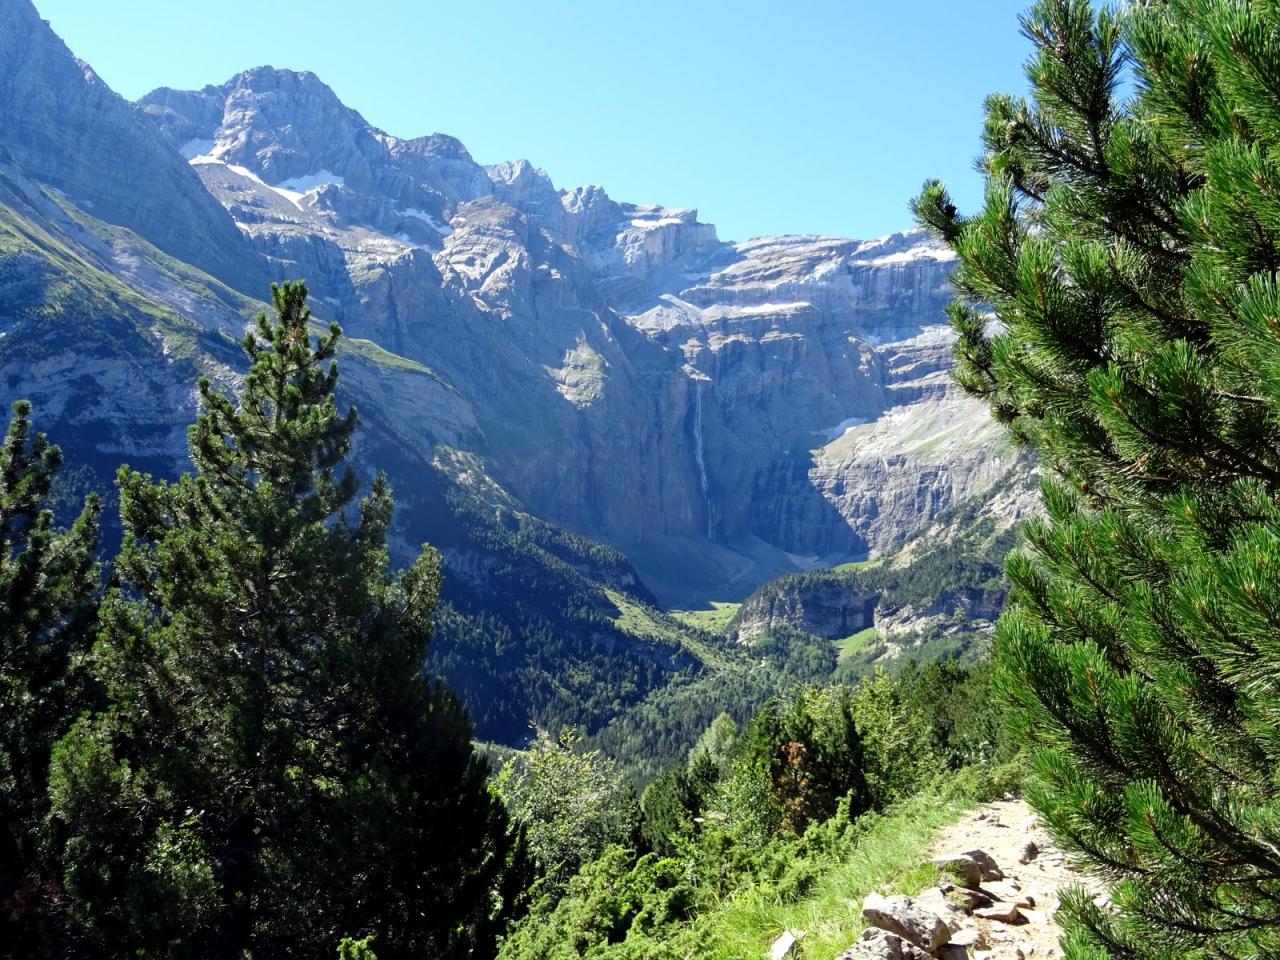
[128,65,1019,604]
[0,31,1020,608]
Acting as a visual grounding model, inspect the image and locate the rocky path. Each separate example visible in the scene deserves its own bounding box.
[922,798,1100,959]
[829,798,1103,959]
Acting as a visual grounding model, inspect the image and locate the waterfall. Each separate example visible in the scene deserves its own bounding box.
[692,381,716,540]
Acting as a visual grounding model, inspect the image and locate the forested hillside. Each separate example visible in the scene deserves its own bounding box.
[10,0,1280,958]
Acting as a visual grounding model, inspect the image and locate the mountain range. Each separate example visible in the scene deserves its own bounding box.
[0,0,1031,758]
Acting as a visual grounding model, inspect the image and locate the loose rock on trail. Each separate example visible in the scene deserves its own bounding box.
[833,798,1104,960]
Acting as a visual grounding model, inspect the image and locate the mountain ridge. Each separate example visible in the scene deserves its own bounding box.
[0,0,1026,756]
[126,60,1014,606]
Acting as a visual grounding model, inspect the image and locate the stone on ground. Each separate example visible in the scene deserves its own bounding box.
[769,929,804,960]
[861,892,953,952]
[837,927,932,959]
[974,902,1022,924]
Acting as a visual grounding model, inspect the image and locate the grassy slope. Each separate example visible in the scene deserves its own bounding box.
[607,591,739,670]
[670,601,742,634]
[693,790,971,960]
[835,627,881,661]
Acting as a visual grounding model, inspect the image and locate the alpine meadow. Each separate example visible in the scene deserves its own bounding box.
[6,1,1280,958]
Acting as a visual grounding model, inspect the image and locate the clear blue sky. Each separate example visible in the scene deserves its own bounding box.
[34,0,1032,241]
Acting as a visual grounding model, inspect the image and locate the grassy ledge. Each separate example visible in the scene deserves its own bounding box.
[670,601,742,634]
[690,789,973,960]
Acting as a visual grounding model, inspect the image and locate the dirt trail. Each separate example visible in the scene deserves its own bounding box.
[924,798,1103,959]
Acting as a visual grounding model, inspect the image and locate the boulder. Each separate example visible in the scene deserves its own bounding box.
[861,892,952,952]
[931,855,984,888]
[769,929,805,960]
[837,928,930,960]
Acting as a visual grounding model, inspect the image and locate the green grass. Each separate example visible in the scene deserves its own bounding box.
[605,589,732,669]
[832,557,883,574]
[910,426,961,456]
[0,197,218,363]
[670,601,742,634]
[341,335,446,379]
[834,627,882,661]
[688,790,971,959]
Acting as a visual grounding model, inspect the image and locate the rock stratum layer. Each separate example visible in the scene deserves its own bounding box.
[124,64,1014,604]
[0,0,1028,746]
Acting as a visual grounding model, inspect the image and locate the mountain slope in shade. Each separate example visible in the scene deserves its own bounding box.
[0,0,1030,759]
[0,92,730,750]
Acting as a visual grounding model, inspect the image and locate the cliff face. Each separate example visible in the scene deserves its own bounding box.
[731,460,1041,669]
[0,0,1035,749]
[125,66,1018,604]
[0,0,1026,612]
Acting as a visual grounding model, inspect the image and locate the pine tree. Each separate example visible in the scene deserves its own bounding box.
[724,686,867,839]
[49,282,526,959]
[0,401,99,956]
[914,1,1280,956]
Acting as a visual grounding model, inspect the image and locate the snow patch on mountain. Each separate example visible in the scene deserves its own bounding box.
[276,170,344,193]
[179,138,215,160]
[819,416,870,443]
[402,207,452,236]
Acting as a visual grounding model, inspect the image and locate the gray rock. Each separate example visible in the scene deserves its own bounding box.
[837,928,930,960]
[984,881,1035,910]
[769,929,804,960]
[931,855,985,889]
[951,927,985,948]
[861,892,953,952]
[974,902,1022,924]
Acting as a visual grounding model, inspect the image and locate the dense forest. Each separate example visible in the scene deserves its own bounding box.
[0,278,1013,959]
[10,1,1280,958]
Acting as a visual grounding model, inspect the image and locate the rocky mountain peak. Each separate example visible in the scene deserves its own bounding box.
[0,26,1016,605]
[392,132,475,162]
[0,0,263,291]
[141,65,387,190]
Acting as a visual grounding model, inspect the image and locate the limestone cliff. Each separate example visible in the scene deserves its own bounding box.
[128,65,1019,605]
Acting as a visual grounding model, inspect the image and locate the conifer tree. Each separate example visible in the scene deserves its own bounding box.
[915,1,1280,956]
[0,401,99,954]
[49,283,526,959]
